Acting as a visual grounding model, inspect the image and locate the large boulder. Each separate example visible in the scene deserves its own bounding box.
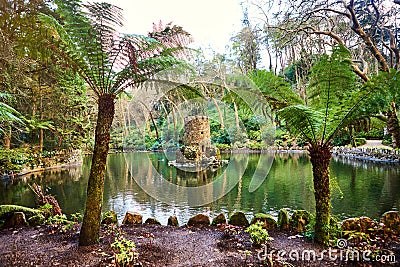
[250,213,277,230]
[278,209,290,231]
[381,211,400,236]
[341,216,375,235]
[145,217,161,225]
[211,213,226,226]
[167,216,179,227]
[122,212,142,225]
[187,214,210,227]
[290,210,313,232]
[228,212,249,227]
[28,214,46,226]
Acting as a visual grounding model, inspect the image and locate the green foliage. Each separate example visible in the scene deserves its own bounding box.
[45,213,81,234]
[355,129,383,139]
[382,134,393,146]
[330,177,344,200]
[0,205,42,220]
[0,148,32,173]
[249,70,303,110]
[218,223,240,237]
[304,216,341,244]
[102,210,119,225]
[38,203,53,218]
[0,95,23,134]
[0,1,90,152]
[332,130,351,146]
[215,143,231,151]
[251,213,277,230]
[277,45,382,146]
[245,221,272,246]
[231,26,260,73]
[354,137,367,146]
[111,236,139,267]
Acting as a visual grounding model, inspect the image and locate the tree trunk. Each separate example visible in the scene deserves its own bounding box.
[308,144,332,245]
[233,102,240,130]
[79,94,115,246]
[39,128,44,152]
[4,126,11,149]
[212,98,225,130]
[387,101,400,149]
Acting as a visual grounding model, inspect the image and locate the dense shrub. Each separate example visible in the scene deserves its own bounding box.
[355,138,367,146]
[0,148,32,173]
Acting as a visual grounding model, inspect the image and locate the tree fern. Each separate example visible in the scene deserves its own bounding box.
[0,94,23,134]
[252,44,385,244]
[248,70,303,110]
[38,1,194,246]
[278,105,323,143]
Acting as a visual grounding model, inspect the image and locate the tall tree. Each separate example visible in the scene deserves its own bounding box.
[253,0,400,146]
[251,45,381,244]
[231,6,261,74]
[40,1,192,245]
[0,0,88,151]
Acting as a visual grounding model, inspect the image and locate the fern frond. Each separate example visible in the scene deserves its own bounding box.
[248,70,303,109]
[278,105,323,144]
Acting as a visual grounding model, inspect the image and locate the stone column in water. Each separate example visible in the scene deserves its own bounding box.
[177,116,219,163]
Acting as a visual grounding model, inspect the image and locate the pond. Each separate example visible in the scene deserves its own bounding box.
[1,152,399,225]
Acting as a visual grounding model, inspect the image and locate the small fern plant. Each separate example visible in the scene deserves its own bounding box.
[245,221,272,246]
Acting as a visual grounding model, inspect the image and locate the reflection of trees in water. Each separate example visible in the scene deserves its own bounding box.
[0,163,88,215]
[174,167,222,187]
[1,152,398,221]
[331,159,400,219]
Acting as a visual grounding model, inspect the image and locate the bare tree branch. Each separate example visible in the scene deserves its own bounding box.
[346,0,390,72]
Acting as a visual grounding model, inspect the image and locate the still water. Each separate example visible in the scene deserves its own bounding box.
[1,152,399,224]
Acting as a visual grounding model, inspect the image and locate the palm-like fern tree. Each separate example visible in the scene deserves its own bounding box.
[0,93,23,137]
[40,1,192,245]
[250,45,379,244]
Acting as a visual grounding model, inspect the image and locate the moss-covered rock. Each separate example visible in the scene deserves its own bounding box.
[183,145,201,161]
[0,205,42,221]
[145,217,161,225]
[228,212,249,227]
[167,216,179,227]
[211,213,226,226]
[278,209,290,231]
[381,211,400,236]
[102,210,118,225]
[250,213,277,230]
[290,210,313,232]
[122,212,142,225]
[28,214,46,226]
[4,212,28,227]
[341,216,375,236]
[187,214,210,227]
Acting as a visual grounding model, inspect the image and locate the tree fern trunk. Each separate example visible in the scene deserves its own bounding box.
[388,101,400,149]
[308,144,331,245]
[79,94,115,246]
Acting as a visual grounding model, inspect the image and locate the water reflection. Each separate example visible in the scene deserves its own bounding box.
[1,152,399,224]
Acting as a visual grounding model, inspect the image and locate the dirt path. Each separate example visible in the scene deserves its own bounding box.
[359,140,392,149]
[1,224,398,266]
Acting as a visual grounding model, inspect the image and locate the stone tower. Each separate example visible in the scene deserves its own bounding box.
[176,116,219,164]
[182,116,211,153]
